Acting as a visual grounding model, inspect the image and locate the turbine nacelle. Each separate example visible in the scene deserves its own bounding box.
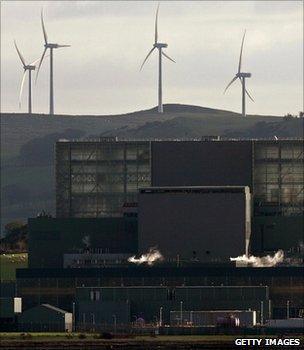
[45,43,70,49]
[24,65,36,71]
[154,43,168,49]
[237,72,251,78]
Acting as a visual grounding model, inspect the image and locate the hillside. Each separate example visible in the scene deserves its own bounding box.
[1,104,303,232]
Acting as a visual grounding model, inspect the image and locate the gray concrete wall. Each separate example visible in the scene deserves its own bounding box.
[138,189,249,262]
[151,141,253,188]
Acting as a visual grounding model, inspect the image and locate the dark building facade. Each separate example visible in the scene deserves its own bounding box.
[56,139,151,218]
[55,139,303,255]
[16,266,304,319]
[28,217,137,268]
[76,286,269,326]
[151,141,253,187]
[138,186,251,261]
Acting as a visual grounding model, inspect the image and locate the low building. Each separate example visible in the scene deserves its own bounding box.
[18,304,72,332]
[16,265,304,319]
[28,216,137,268]
[138,186,251,262]
[76,286,268,326]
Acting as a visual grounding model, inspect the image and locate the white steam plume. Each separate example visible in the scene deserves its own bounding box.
[230,250,284,267]
[128,247,164,266]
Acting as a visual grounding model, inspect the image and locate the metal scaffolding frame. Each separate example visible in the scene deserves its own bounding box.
[56,140,151,218]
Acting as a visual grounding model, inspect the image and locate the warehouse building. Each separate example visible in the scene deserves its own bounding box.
[76,286,268,327]
[138,186,251,261]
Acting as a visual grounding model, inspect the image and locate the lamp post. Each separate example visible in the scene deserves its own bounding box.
[260,301,264,325]
[113,314,117,333]
[159,306,163,327]
[180,301,183,326]
[287,300,290,319]
[72,302,75,332]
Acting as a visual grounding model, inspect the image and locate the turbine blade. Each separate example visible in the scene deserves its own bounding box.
[140,47,156,70]
[238,29,246,73]
[155,3,160,44]
[162,51,176,63]
[238,77,255,102]
[35,47,47,82]
[19,70,27,108]
[14,40,26,66]
[223,76,238,94]
[30,57,42,66]
[245,87,254,102]
[41,9,48,44]
[30,54,49,67]
[57,44,71,48]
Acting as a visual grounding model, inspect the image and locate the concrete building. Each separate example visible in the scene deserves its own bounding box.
[28,216,137,268]
[138,186,251,262]
[56,138,150,218]
[76,286,268,326]
[55,138,303,255]
[16,265,304,319]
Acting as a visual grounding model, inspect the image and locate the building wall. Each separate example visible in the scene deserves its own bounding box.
[76,286,269,324]
[251,216,304,253]
[28,217,137,268]
[56,140,151,218]
[16,266,304,318]
[138,187,250,262]
[151,141,253,188]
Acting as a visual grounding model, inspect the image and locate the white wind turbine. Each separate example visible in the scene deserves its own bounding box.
[36,10,70,115]
[14,41,40,114]
[140,4,175,113]
[224,30,254,117]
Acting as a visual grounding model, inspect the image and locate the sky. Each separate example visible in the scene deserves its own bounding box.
[1,1,303,116]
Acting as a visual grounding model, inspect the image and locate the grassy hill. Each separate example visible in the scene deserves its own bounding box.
[1,104,303,232]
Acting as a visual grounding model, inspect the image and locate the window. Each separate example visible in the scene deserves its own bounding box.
[90,290,100,301]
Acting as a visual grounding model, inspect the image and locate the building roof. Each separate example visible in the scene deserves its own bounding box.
[41,304,69,314]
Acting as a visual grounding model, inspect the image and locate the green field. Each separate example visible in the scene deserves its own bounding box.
[0,253,28,281]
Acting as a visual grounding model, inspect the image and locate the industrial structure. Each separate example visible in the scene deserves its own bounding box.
[16,265,304,319]
[76,286,269,328]
[7,136,303,332]
[138,186,251,261]
[28,216,137,268]
[55,138,303,255]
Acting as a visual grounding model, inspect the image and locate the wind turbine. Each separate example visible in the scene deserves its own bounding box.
[36,10,70,115]
[140,4,175,114]
[14,41,39,114]
[224,30,254,117]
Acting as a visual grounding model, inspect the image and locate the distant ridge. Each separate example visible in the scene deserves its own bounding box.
[2,103,249,118]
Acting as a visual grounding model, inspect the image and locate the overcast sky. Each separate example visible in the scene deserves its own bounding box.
[1,1,303,116]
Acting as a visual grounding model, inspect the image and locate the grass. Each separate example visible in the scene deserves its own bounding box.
[0,253,28,281]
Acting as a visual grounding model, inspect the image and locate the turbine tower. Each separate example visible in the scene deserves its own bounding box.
[140,4,175,113]
[36,10,70,115]
[224,30,254,117]
[14,41,39,114]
